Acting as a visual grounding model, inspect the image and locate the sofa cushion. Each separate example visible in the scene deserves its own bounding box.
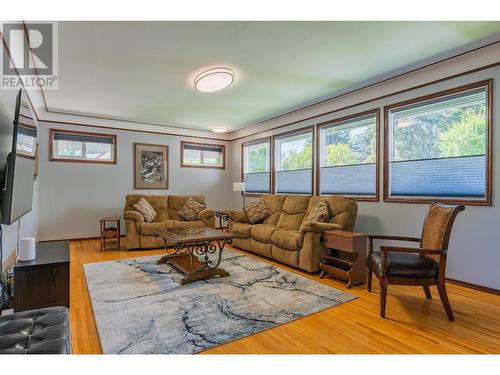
[232,222,252,238]
[299,200,329,232]
[167,196,206,221]
[271,229,303,250]
[277,196,310,230]
[261,195,287,225]
[250,224,281,244]
[125,194,169,222]
[133,197,157,223]
[139,220,173,235]
[244,199,271,224]
[178,197,206,221]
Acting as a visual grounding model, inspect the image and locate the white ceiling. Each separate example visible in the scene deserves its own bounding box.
[42,21,500,133]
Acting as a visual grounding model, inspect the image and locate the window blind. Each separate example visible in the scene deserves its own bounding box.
[183,143,223,153]
[18,126,37,138]
[53,132,114,145]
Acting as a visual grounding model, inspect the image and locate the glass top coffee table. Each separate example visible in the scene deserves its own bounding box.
[153,228,235,285]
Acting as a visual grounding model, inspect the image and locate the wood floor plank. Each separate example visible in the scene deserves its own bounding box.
[69,239,500,354]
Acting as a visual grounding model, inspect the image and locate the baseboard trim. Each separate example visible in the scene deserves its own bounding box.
[38,235,126,243]
[446,278,500,295]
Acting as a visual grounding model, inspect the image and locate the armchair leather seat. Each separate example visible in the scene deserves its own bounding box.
[0,307,71,354]
[368,252,438,279]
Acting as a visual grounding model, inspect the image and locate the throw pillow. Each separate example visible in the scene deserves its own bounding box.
[299,200,330,232]
[133,197,157,223]
[178,197,206,221]
[243,199,271,224]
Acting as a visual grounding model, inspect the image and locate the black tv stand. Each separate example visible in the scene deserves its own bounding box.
[13,240,69,312]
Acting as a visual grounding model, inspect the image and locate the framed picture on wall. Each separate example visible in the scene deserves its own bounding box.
[133,143,169,189]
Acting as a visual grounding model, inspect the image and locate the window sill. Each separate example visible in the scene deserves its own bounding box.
[49,157,116,164]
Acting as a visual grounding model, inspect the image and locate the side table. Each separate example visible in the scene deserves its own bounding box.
[99,216,121,252]
[320,230,367,288]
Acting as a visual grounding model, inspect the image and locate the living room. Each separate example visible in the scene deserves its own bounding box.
[1,1,499,372]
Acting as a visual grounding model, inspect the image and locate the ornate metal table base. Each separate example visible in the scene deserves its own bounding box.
[215,211,230,232]
[157,239,231,285]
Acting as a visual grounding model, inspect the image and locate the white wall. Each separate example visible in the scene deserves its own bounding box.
[230,65,500,290]
[37,124,235,240]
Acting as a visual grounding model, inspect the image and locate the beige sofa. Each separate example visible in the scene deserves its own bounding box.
[228,195,357,272]
[123,194,215,250]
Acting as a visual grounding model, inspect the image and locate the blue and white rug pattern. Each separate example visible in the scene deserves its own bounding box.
[83,250,355,354]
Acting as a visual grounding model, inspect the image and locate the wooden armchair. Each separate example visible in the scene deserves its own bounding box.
[367,202,465,320]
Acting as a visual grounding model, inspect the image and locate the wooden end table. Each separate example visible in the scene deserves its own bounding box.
[320,230,367,288]
[99,216,121,252]
[154,227,234,285]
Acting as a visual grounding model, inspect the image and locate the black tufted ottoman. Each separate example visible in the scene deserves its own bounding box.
[0,306,71,354]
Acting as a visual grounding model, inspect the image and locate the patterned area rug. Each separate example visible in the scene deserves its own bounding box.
[83,250,355,354]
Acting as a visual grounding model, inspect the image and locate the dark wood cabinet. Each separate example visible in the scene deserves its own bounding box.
[13,241,70,312]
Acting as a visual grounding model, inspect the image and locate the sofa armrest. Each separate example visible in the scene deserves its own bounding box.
[300,221,343,234]
[124,210,144,223]
[228,210,249,223]
[198,208,215,222]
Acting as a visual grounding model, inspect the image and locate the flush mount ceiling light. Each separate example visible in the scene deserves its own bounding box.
[194,67,235,93]
[211,126,229,133]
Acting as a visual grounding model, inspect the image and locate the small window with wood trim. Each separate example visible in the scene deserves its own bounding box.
[50,129,117,163]
[17,125,38,159]
[181,141,225,169]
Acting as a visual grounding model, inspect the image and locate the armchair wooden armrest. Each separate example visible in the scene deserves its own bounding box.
[368,234,421,254]
[380,246,444,255]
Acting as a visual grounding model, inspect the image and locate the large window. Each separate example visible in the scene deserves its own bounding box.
[181,141,225,169]
[318,110,378,200]
[274,127,314,194]
[385,81,491,204]
[50,129,117,163]
[242,138,271,194]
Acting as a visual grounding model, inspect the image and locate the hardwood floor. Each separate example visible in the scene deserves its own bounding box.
[70,239,500,354]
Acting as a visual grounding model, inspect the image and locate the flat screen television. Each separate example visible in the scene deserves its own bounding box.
[0,89,37,225]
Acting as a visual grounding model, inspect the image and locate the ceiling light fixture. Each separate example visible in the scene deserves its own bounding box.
[194,67,235,93]
[211,126,229,133]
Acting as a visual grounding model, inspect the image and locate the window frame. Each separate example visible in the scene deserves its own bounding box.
[315,108,380,202]
[272,125,315,195]
[383,79,492,205]
[180,141,225,169]
[241,136,272,196]
[49,128,117,164]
